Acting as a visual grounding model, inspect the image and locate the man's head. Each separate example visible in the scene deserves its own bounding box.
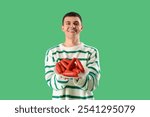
[62,12,83,39]
[62,12,82,25]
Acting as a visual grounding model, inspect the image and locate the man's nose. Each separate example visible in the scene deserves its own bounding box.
[70,24,75,28]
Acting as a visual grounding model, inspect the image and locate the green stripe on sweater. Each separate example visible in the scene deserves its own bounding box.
[83,45,98,52]
[52,95,93,99]
[54,75,58,90]
[57,79,69,84]
[45,45,59,62]
[45,65,55,68]
[52,50,92,55]
[65,85,81,89]
[89,73,95,91]
[86,61,99,66]
[45,70,53,75]
[80,76,88,91]
[88,66,99,74]
[46,78,52,87]
[56,58,88,62]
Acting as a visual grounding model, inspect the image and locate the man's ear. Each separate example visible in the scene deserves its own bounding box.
[81,25,83,31]
[61,25,64,31]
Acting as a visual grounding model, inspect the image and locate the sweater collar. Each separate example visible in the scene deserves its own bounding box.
[59,42,84,51]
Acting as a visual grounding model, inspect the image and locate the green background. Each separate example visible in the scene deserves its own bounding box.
[0,0,150,100]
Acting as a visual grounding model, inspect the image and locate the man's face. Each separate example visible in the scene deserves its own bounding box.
[62,16,83,38]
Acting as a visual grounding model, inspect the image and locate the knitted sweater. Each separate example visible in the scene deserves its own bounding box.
[44,42,101,100]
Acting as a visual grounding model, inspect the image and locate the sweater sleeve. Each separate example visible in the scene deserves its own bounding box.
[73,48,101,91]
[45,49,69,91]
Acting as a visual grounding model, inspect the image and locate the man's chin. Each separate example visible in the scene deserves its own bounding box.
[69,31,76,34]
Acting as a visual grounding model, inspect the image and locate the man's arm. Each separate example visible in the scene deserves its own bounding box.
[45,49,69,90]
[73,48,101,91]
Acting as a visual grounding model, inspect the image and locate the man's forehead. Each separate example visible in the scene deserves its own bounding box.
[64,16,81,22]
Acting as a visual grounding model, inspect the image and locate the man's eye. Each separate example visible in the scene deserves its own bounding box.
[74,22,79,25]
[66,22,70,25]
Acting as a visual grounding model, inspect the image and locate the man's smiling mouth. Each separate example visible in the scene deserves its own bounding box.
[68,29,76,33]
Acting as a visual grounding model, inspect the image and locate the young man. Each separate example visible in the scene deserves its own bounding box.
[45,12,101,100]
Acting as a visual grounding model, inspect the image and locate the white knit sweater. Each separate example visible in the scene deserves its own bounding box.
[45,42,101,100]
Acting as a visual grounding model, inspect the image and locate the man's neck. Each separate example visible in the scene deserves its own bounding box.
[63,37,81,47]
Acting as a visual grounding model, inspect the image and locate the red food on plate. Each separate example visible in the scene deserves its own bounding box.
[67,58,76,70]
[56,62,62,74]
[55,58,85,78]
[58,62,65,72]
[60,60,68,69]
[72,67,81,74]
[76,58,85,73]
[62,70,78,77]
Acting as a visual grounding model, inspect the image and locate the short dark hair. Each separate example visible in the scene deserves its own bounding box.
[62,12,82,25]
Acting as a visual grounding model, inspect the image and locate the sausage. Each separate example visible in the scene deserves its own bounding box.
[71,62,76,69]
[56,62,62,74]
[73,68,81,74]
[60,60,68,69]
[63,58,76,70]
[62,70,78,77]
[76,58,85,73]
[58,62,65,72]
[67,58,76,70]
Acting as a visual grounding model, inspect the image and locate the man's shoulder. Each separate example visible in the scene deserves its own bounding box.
[83,43,98,52]
[45,44,60,55]
[48,44,60,51]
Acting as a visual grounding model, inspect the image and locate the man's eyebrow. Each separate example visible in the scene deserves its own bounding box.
[65,21,79,22]
[65,21,70,22]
